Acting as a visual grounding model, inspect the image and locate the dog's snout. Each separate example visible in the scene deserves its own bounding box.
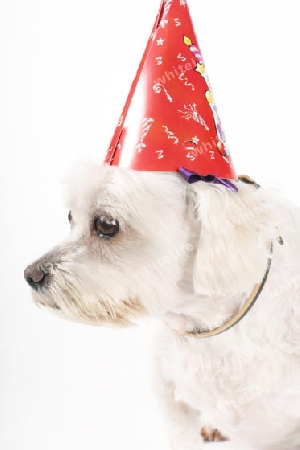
[24,264,47,290]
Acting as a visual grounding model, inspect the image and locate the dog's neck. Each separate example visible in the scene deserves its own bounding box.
[166,246,272,338]
[163,243,273,337]
[163,291,249,336]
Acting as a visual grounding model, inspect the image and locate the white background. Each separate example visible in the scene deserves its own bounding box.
[0,0,299,448]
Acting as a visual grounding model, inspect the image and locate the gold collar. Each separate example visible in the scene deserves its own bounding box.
[173,242,273,339]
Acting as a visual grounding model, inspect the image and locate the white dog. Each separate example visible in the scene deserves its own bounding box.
[25,162,300,449]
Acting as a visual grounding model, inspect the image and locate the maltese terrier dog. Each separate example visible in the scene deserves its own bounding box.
[25,162,300,450]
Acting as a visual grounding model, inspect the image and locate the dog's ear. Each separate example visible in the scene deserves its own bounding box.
[187,182,275,295]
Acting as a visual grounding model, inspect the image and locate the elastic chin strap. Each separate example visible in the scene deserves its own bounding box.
[172,242,273,339]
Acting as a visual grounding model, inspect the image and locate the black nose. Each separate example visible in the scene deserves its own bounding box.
[24,265,47,290]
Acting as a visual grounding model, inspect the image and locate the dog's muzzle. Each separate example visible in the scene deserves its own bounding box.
[24,263,61,311]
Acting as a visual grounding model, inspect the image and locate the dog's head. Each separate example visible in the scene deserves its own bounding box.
[24,162,275,327]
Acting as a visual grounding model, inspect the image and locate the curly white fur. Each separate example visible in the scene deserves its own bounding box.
[25,162,300,450]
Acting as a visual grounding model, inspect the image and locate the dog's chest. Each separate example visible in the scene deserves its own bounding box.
[165,339,229,408]
[159,331,266,420]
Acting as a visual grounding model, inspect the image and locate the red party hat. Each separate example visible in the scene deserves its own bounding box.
[104,0,237,180]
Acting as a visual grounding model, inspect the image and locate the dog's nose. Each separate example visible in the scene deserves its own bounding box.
[24,264,47,290]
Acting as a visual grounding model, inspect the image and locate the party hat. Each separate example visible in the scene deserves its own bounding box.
[104,0,237,182]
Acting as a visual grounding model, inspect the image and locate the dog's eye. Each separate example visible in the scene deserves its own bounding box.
[68,210,73,225]
[94,216,119,238]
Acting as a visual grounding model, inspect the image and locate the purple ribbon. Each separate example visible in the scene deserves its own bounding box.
[178,167,238,192]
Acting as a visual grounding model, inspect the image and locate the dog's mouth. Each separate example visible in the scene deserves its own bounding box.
[31,287,147,327]
[32,291,61,311]
[40,301,61,311]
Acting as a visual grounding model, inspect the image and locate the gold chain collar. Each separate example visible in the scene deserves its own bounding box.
[173,242,273,338]
[172,242,273,338]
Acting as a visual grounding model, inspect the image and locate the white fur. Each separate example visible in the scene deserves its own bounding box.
[26,162,300,449]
